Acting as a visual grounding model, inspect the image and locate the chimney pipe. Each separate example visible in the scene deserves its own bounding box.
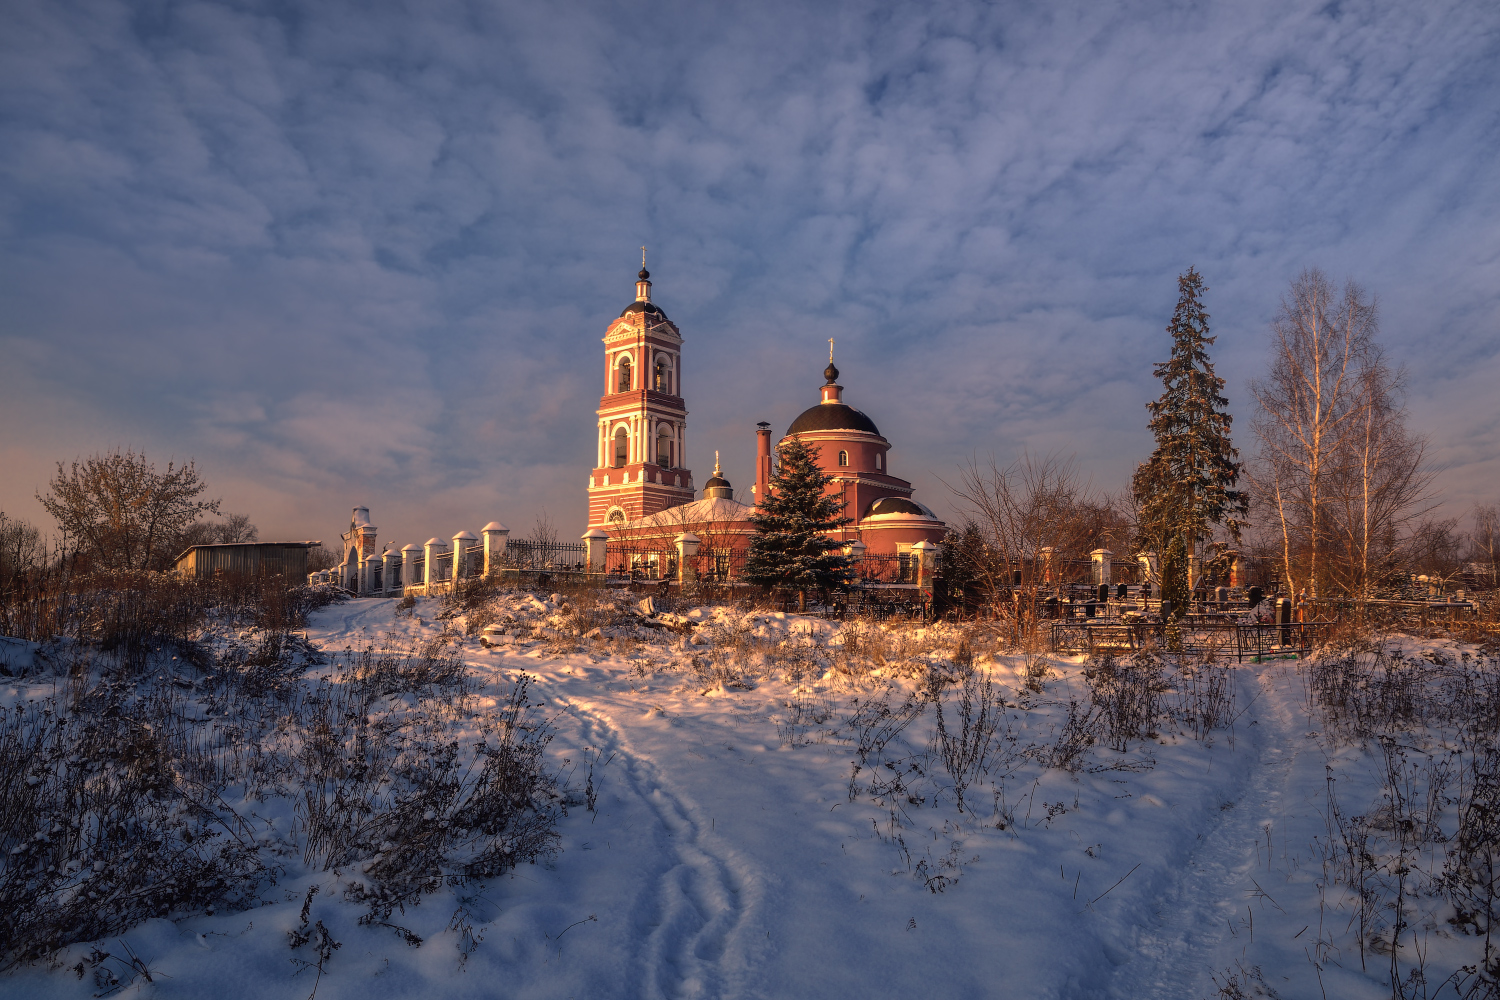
[754,422,772,504]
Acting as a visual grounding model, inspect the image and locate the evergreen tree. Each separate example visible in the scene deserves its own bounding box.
[1131,268,1248,619]
[940,521,995,608]
[744,438,852,606]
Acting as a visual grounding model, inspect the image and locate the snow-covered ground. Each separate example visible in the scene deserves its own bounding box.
[3,593,1492,999]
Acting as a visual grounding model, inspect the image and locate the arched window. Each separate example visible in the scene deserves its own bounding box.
[657,426,672,467]
[876,452,883,470]
[613,427,628,468]
[607,508,626,526]
[655,358,670,393]
[838,450,849,467]
[617,357,632,392]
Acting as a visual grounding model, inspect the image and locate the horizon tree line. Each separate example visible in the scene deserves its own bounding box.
[945,265,1494,615]
[2,266,1494,608]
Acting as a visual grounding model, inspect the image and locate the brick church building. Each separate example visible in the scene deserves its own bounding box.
[585,262,945,571]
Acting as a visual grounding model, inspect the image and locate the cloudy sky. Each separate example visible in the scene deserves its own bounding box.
[2,0,1497,550]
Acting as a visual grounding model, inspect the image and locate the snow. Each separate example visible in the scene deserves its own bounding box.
[2,596,1489,998]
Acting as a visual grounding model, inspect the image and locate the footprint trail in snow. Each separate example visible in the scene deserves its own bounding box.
[1105,665,1306,1000]
[552,694,762,1000]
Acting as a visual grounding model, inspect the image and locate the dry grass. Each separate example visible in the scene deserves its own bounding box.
[1302,643,1500,993]
[0,586,559,969]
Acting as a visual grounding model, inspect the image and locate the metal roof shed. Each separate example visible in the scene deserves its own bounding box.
[173,541,321,580]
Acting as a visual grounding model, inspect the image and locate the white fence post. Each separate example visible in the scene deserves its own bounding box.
[482,522,510,577]
[453,531,478,582]
[675,532,700,587]
[382,549,398,596]
[424,538,445,591]
[583,528,609,573]
[401,544,421,590]
[1090,548,1113,586]
[912,540,937,594]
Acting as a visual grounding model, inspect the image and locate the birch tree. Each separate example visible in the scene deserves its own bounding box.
[1323,353,1434,596]
[1249,269,1431,600]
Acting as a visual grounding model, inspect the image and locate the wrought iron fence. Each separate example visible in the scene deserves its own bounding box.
[686,547,747,584]
[850,552,916,585]
[1049,619,1336,661]
[607,545,673,581]
[501,539,589,573]
[1311,599,1479,637]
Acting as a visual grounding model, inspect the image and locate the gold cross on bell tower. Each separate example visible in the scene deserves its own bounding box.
[641,246,647,268]
[828,338,835,363]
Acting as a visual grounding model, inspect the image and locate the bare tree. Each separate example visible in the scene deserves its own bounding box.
[529,510,558,549]
[1249,269,1432,601]
[948,452,1105,642]
[164,512,260,564]
[0,512,44,593]
[1322,352,1436,597]
[37,450,221,572]
[1471,504,1500,588]
[306,543,343,574]
[1404,516,1467,584]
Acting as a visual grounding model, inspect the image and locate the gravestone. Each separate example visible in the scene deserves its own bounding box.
[1276,597,1293,643]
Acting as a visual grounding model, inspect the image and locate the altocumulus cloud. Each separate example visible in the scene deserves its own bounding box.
[1,0,1497,546]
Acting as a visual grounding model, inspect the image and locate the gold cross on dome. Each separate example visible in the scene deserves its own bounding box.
[828,338,835,362]
[641,246,647,268]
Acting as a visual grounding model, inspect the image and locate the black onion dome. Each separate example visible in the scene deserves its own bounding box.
[824,362,839,383]
[639,267,650,280]
[619,300,668,319]
[786,403,880,436]
[865,497,936,518]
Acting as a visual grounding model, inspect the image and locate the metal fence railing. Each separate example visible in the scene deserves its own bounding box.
[850,552,917,585]
[1049,619,1337,661]
[501,539,589,573]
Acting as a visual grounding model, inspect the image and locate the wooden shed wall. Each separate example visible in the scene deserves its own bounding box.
[176,545,310,579]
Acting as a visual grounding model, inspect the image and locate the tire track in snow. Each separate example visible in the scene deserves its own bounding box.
[552,694,761,1000]
[1105,664,1306,1000]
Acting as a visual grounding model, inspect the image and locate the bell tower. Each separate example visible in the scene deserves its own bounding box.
[587,254,694,527]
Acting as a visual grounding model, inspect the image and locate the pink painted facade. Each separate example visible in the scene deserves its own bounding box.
[589,267,944,565]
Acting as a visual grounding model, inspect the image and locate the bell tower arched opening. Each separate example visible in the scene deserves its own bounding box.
[657,426,672,467]
[613,427,628,468]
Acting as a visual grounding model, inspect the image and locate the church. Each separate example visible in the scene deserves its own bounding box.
[585,261,945,578]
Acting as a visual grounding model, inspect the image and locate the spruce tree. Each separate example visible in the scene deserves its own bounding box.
[1131,268,1248,619]
[744,438,852,606]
